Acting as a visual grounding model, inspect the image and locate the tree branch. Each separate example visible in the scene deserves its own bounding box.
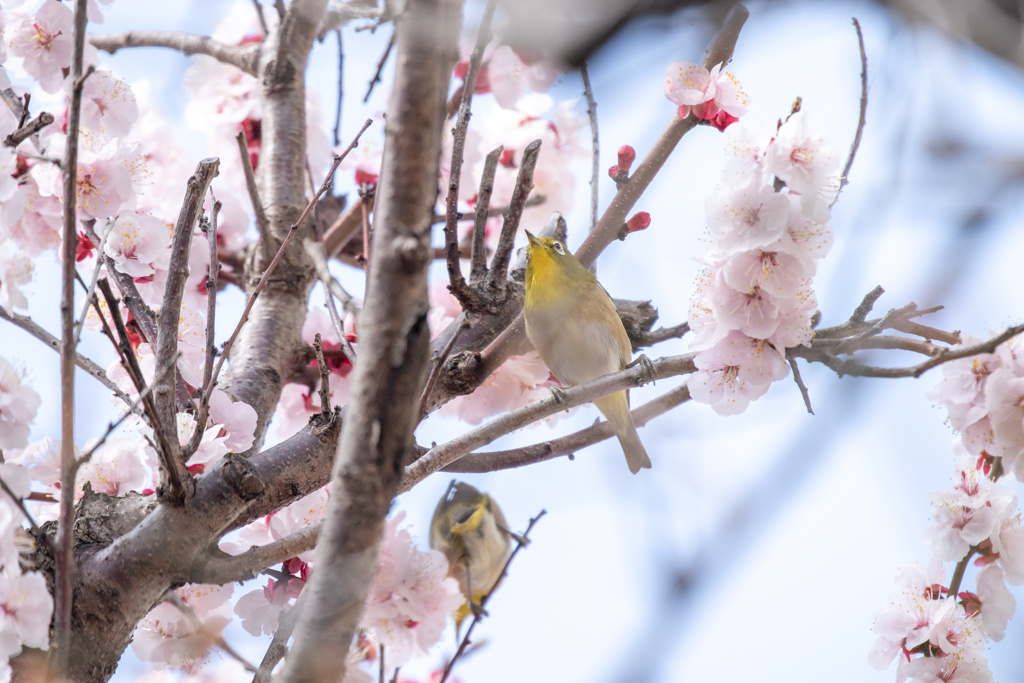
[836,17,868,198]
[156,158,220,484]
[0,307,132,406]
[443,0,497,308]
[54,0,89,671]
[280,0,459,678]
[403,352,697,492]
[89,31,261,75]
[580,61,599,233]
[446,383,691,473]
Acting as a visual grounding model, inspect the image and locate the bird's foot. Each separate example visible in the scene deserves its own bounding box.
[549,385,570,412]
[627,354,657,386]
[497,522,529,546]
[470,600,490,620]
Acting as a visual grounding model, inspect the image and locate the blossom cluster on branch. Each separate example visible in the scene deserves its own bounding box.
[681,90,839,414]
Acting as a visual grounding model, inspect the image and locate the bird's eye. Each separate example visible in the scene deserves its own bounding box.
[552,242,565,255]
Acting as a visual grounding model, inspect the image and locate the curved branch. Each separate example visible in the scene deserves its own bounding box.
[446,383,691,473]
[89,31,260,75]
[0,307,132,406]
[402,353,697,492]
[191,523,320,585]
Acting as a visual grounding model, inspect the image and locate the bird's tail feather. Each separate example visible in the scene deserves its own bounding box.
[594,391,652,474]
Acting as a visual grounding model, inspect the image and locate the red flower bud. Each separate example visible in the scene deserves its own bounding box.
[625,211,651,233]
[498,149,515,168]
[710,109,739,132]
[75,232,95,262]
[186,463,206,475]
[617,145,636,173]
[355,168,379,187]
[607,164,620,179]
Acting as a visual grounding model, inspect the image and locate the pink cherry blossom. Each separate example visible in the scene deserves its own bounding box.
[991,514,1024,585]
[870,561,951,669]
[175,413,229,469]
[0,356,39,449]
[900,653,992,683]
[103,212,172,279]
[781,194,834,262]
[0,571,53,652]
[705,180,789,254]
[234,580,292,636]
[983,368,1024,476]
[687,342,772,416]
[207,389,258,453]
[0,244,32,314]
[5,0,74,93]
[440,352,564,425]
[1,179,63,257]
[361,512,463,671]
[5,437,61,487]
[711,330,789,385]
[79,70,140,141]
[33,138,137,219]
[765,111,840,198]
[721,246,814,300]
[77,437,149,496]
[663,61,748,121]
[132,600,230,672]
[711,283,781,339]
[973,564,1015,641]
[721,122,774,185]
[224,487,329,563]
[924,455,1016,562]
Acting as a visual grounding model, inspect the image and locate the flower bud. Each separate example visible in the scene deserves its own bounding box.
[626,211,651,233]
[617,145,636,173]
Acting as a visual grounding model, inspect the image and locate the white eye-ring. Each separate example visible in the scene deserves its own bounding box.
[552,241,565,255]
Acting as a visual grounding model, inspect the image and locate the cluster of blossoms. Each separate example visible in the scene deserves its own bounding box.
[870,437,1024,683]
[677,79,840,413]
[869,334,1024,682]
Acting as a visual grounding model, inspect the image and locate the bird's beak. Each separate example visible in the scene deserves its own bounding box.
[525,230,539,247]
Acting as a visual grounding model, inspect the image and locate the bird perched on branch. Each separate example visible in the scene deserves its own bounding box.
[523,230,652,473]
[430,481,515,626]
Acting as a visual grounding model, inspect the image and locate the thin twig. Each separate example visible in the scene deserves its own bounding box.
[71,218,113,349]
[363,32,395,103]
[333,29,343,146]
[192,524,321,585]
[788,358,814,415]
[403,353,698,492]
[431,193,545,227]
[419,318,469,416]
[252,0,269,36]
[4,110,54,148]
[439,511,546,683]
[580,61,599,233]
[485,139,542,293]
[443,0,498,306]
[0,307,132,405]
[635,322,690,348]
[205,120,372,402]
[835,17,868,202]
[97,279,187,502]
[313,333,332,415]
[54,0,89,671]
[469,146,503,282]
[236,130,270,254]
[948,549,976,597]
[446,384,690,473]
[253,588,303,683]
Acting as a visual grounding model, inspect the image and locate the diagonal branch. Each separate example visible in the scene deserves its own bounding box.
[279,0,460,678]
[402,352,697,492]
[469,145,503,282]
[89,31,261,75]
[0,307,132,405]
[443,0,497,308]
[446,383,691,473]
[54,0,89,671]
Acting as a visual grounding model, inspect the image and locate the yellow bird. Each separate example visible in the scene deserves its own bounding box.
[523,231,652,473]
[430,481,514,625]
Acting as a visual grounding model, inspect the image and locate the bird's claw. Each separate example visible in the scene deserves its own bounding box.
[627,354,656,386]
[470,601,490,619]
[549,385,569,412]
